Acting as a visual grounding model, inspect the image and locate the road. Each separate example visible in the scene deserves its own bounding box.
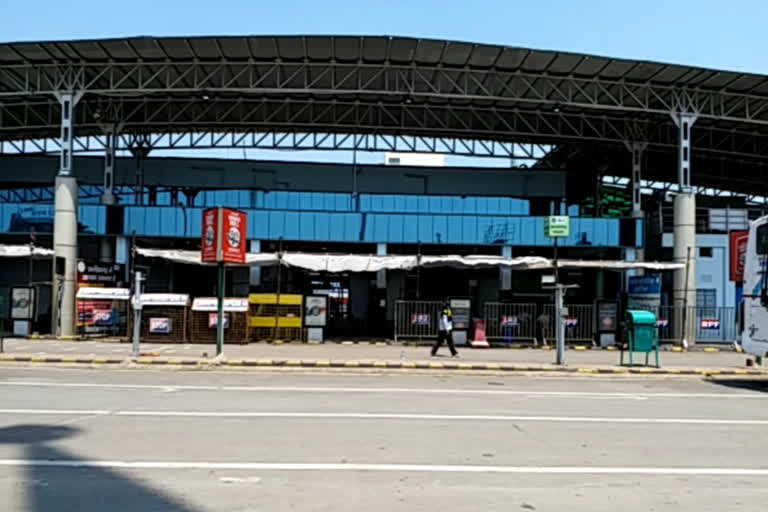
[0,367,767,511]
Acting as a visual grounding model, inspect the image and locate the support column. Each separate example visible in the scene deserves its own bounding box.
[101,125,117,206]
[672,112,698,345]
[500,245,512,291]
[53,91,81,337]
[376,243,387,289]
[624,141,648,288]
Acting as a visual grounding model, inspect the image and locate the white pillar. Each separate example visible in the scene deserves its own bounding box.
[500,245,512,291]
[673,192,697,345]
[101,125,117,206]
[53,91,81,337]
[376,243,387,289]
[671,112,698,345]
[54,176,78,337]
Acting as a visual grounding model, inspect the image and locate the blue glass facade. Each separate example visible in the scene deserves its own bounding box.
[0,190,641,247]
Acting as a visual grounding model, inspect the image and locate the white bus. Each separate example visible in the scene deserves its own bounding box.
[742,214,768,359]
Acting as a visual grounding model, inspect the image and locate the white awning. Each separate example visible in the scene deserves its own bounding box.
[137,293,190,307]
[0,244,54,258]
[191,297,249,312]
[76,287,131,300]
[136,247,683,272]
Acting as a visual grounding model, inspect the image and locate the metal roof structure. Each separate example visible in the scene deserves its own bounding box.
[1,35,767,192]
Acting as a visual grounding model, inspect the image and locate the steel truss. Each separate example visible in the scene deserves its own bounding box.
[0,185,147,203]
[1,97,767,160]
[1,60,767,126]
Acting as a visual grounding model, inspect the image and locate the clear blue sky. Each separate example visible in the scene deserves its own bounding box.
[3,0,767,74]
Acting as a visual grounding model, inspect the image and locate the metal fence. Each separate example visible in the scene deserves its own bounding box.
[394,300,443,342]
[543,304,595,343]
[639,305,739,345]
[483,302,537,344]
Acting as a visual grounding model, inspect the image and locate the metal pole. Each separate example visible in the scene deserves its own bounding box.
[132,270,143,357]
[273,238,283,342]
[681,246,692,347]
[216,261,225,356]
[556,284,566,365]
[416,242,422,300]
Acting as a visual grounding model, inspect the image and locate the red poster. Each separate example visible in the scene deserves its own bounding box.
[201,208,247,264]
[221,208,247,264]
[729,230,749,282]
[201,208,219,263]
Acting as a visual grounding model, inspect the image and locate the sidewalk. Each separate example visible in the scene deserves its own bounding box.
[0,337,761,375]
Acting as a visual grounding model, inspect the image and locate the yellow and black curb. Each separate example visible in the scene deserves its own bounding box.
[1,354,765,376]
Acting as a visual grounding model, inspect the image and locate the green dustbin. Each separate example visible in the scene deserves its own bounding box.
[621,310,660,367]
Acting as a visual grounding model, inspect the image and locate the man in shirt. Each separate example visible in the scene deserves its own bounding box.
[431,303,458,357]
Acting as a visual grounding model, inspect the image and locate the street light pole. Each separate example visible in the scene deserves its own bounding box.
[132,270,144,357]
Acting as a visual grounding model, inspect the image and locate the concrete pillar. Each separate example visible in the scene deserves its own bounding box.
[53,176,78,337]
[500,245,512,291]
[52,91,81,337]
[673,192,697,345]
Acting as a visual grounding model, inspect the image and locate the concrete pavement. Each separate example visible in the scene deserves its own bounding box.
[0,338,757,375]
[0,367,767,510]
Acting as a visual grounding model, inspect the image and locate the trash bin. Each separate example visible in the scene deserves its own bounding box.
[620,310,660,367]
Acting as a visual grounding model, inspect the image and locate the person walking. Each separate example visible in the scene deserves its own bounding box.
[431,303,458,357]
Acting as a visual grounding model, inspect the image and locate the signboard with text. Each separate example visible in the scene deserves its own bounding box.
[201,208,247,264]
[544,216,570,238]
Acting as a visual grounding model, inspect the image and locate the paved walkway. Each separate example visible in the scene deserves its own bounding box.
[0,337,759,375]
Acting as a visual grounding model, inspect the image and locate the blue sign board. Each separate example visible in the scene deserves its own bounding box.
[628,275,662,295]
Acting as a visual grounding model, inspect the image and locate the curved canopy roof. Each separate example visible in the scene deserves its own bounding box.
[0,35,767,189]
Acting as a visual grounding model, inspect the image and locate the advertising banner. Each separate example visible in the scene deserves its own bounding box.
[221,208,247,264]
[208,313,231,329]
[201,208,248,264]
[201,208,218,263]
[149,318,172,334]
[10,287,34,320]
[304,295,328,327]
[730,230,749,282]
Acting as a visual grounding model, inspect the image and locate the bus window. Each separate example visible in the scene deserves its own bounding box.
[758,224,768,255]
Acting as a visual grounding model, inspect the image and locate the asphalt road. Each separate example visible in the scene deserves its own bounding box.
[0,367,767,511]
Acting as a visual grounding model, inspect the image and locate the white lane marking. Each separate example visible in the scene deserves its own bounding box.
[62,347,78,352]
[166,349,176,354]
[2,409,768,425]
[0,409,111,415]
[219,476,262,484]
[0,381,763,400]
[184,346,192,350]
[0,459,767,475]
[112,348,124,353]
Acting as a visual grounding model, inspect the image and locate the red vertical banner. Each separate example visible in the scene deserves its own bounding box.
[729,230,749,282]
[201,208,219,263]
[221,208,247,264]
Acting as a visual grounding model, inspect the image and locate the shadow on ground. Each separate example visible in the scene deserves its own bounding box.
[705,378,768,393]
[0,424,202,512]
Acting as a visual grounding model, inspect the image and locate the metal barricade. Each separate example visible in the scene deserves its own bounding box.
[629,305,739,345]
[483,303,537,344]
[544,304,594,343]
[394,300,443,342]
[695,306,739,344]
